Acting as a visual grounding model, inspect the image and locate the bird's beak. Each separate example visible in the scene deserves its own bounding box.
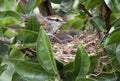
[62,20,67,24]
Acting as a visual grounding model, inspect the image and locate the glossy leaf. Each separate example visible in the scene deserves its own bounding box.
[0,0,16,11]
[105,43,117,55]
[36,27,58,75]
[11,60,53,81]
[5,0,11,10]
[116,43,120,64]
[79,0,86,3]
[0,64,7,75]
[105,28,120,45]
[87,0,103,9]
[51,0,62,4]
[9,48,24,60]
[88,54,101,73]
[73,0,80,9]
[0,64,15,81]
[0,10,24,27]
[16,29,38,44]
[26,16,40,32]
[25,0,44,14]
[0,43,9,58]
[92,72,117,81]
[5,0,16,10]
[0,28,3,39]
[90,16,106,31]
[112,18,120,27]
[4,28,17,38]
[75,43,90,77]
[116,72,120,81]
[68,17,84,29]
[112,57,120,72]
[55,59,64,71]
[105,0,120,12]
[0,57,2,64]
[16,2,25,14]
[58,1,73,15]
[12,72,25,81]
[64,61,74,72]
[65,43,90,81]
[0,0,4,11]
[76,77,96,81]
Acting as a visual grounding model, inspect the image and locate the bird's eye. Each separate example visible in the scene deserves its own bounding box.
[56,19,59,22]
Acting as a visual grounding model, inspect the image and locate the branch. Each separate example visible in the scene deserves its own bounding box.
[20,0,27,10]
[38,0,55,16]
[81,16,89,31]
[79,3,93,17]
[0,40,12,45]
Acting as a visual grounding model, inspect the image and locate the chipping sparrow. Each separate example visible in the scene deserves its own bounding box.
[8,14,67,36]
[35,15,67,35]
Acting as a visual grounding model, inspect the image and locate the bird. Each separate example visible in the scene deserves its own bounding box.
[7,14,67,36]
[35,15,67,35]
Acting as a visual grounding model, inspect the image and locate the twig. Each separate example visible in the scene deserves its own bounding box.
[79,3,93,17]
[0,40,12,45]
[81,16,89,31]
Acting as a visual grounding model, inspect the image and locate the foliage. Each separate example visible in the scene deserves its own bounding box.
[0,0,120,81]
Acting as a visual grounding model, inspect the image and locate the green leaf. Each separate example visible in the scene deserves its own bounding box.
[16,29,38,44]
[0,57,2,64]
[76,77,96,81]
[4,28,17,38]
[26,16,40,32]
[25,0,44,14]
[5,0,16,10]
[0,10,24,27]
[112,18,120,27]
[90,16,106,31]
[73,0,80,9]
[11,60,53,81]
[0,43,9,58]
[87,0,104,9]
[64,61,74,72]
[116,43,120,63]
[79,0,86,3]
[0,64,7,75]
[5,0,11,10]
[51,0,62,4]
[88,54,101,74]
[112,57,120,72]
[16,2,25,14]
[0,0,5,11]
[12,72,25,81]
[68,17,84,29]
[104,43,117,55]
[78,11,86,19]
[0,0,16,11]
[92,72,117,81]
[65,43,90,81]
[0,64,15,81]
[9,48,24,60]
[105,0,120,13]
[0,28,3,39]
[117,72,120,81]
[75,43,90,76]
[55,59,64,71]
[105,28,120,45]
[36,27,58,75]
